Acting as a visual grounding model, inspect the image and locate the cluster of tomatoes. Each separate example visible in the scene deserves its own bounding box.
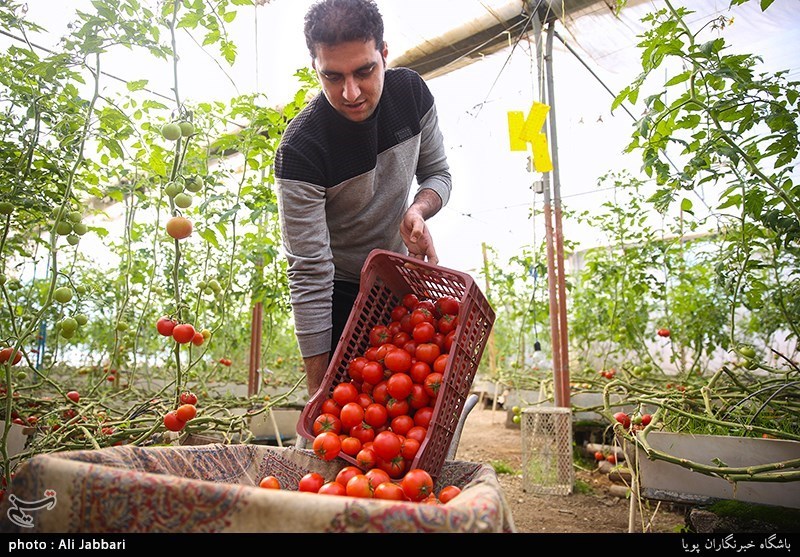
[613,411,653,433]
[598,368,617,380]
[163,391,199,432]
[656,328,671,338]
[156,316,209,347]
[218,357,232,367]
[258,466,461,505]
[593,450,619,465]
[302,291,463,500]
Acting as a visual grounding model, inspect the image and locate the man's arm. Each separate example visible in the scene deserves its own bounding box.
[303,353,329,396]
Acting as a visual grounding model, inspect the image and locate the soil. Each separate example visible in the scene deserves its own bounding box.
[453,401,690,534]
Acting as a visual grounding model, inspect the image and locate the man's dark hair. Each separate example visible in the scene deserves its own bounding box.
[304,0,385,58]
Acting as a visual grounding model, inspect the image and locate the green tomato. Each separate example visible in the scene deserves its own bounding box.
[66,234,80,246]
[161,122,182,141]
[184,175,204,193]
[74,314,88,326]
[173,192,192,209]
[54,286,73,304]
[60,317,78,333]
[60,328,75,340]
[116,322,128,332]
[740,345,756,359]
[164,182,183,198]
[0,201,13,215]
[511,414,521,424]
[72,222,88,236]
[179,121,195,137]
[67,210,83,223]
[75,285,87,295]
[55,221,72,236]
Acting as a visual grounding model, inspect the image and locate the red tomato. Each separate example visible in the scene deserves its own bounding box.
[384,349,412,373]
[412,321,436,343]
[163,410,185,432]
[406,383,431,410]
[386,372,413,401]
[606,454,617,465]
[413,406,434,429]
[377,455,406,479]
[347,357,368,382]
[415,342,441,365]
[339,402,365,430]
[298,472,325,493]
[390,305,409,322]
[399,313,414,334]
[346,474,374,498]
[401,293,419,309]
[172,323,196,344]
[332,382,359,406]
[0,347,22,365]
[415,299,436,315]
[335,466,362,487]
[410,308,435,327]
[437,314,458,335]
[363,402,388,428]
[613,411,631,429]
[391,332,411,348]
[409,361,431,384]
[401,436,421,460]
[156,316,176,337]
[180,391,198,406]
[423,372,443,398]
[320,398,341,416]
[191,331,205,346]
[401,468,434,502]
[66,390,80,403]
[594,451,605,461]
[340,436,362,456]
[350,423,375,445]
[443,330,455,352]
[387,321,402,337]
[361,361,385,385]
[385,397,410,418]
[640,413,653,426]
[438,485,461,504]
[356,447,377,470]
[175,403,197,422]
[390,414,414,436]
[369,325,390,347]
[313,413,342,436]
[259,476,280,489]
[435,295,460,317]
[433,354,448,374]
[356,393,373,408]
[313,431,342,461]
[371,381,389,405]
[406,426,427,444]
[318,481,347,496]
[373,430,402,460]
[364,467,391,490]
[374,482,407,501]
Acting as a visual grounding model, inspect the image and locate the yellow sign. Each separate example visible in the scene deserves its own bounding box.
[507,111,527,151]
[507,101,553,172]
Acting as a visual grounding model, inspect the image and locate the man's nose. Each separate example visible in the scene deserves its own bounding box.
[343,76,360,102]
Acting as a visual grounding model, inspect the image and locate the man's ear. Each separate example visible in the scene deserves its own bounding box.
[381,42,388,61]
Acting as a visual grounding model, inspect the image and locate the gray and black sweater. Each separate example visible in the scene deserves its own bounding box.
[275,67,451,358]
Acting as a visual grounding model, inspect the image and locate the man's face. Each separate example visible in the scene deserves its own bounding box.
[312,39,388,123]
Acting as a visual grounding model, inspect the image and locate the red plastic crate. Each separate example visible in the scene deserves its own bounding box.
[297,249,496,481]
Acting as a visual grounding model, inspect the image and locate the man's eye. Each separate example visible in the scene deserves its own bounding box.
[323,74,341,83]
[356,68,374,79]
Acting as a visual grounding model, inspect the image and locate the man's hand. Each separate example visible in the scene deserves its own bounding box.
[303,353,329,396]
[401,189,442,265]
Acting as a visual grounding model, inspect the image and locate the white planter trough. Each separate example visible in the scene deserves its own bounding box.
[630,432,800,510]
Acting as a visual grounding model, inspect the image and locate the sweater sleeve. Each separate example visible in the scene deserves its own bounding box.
[275,147,334,358]
[415,94,452,207]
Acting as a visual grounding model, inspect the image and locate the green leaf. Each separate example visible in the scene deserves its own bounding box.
[126,79,148,92]
[664,70,691,87]
[198,228,219,248]
[761,0,775,10]
[680,198,693,214]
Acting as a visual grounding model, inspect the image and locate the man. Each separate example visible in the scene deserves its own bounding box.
[274,0,452,395]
